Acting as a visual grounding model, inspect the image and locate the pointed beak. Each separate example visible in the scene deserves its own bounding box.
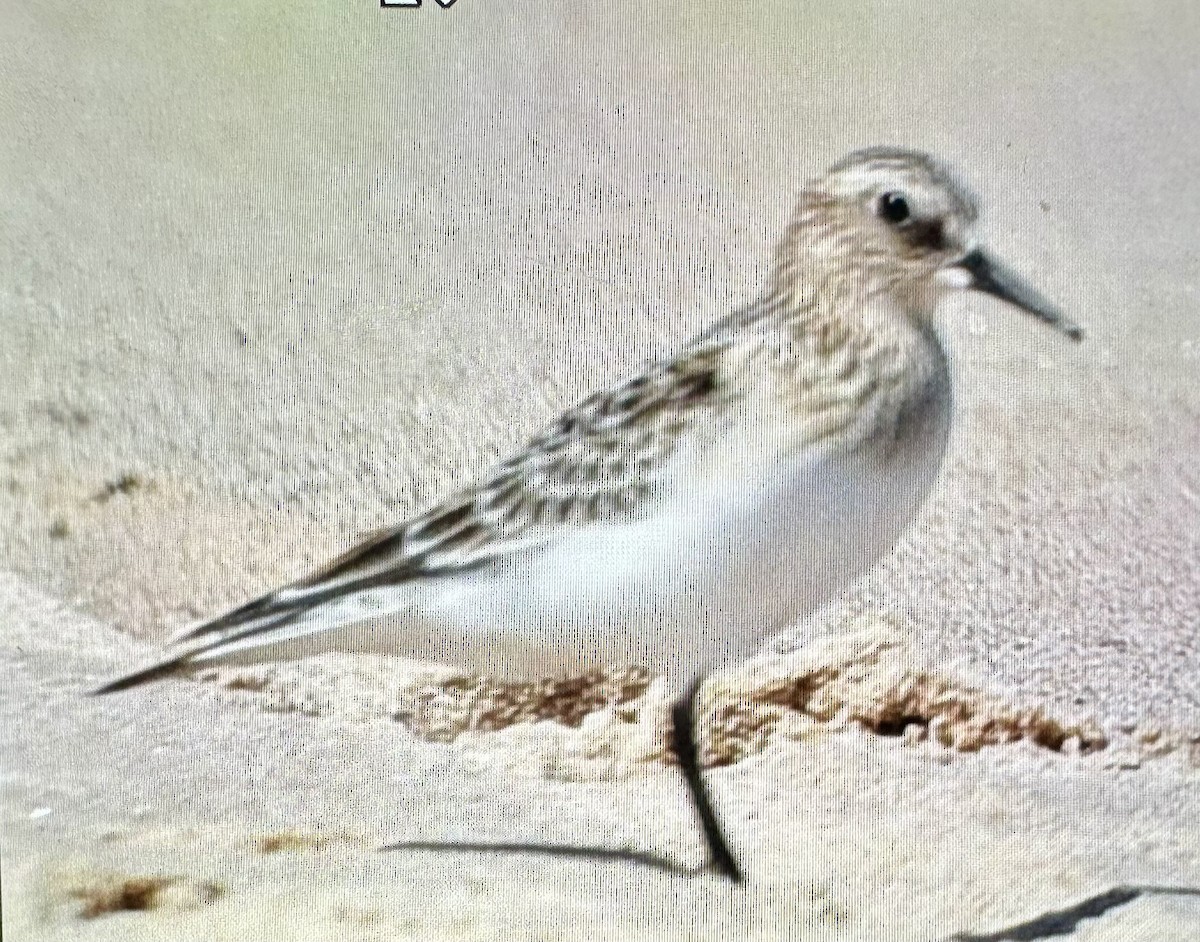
[952,248,1083,342]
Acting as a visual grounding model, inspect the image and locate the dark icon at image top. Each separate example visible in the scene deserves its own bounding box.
[382,0,457,8]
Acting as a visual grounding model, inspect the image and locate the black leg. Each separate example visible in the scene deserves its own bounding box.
[671,677,743,882]
[384,676,745,881]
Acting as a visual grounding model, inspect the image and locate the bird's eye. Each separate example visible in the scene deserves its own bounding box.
[878,192,911,225]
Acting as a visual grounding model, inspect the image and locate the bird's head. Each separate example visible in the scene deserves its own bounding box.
[773,147,1082,341]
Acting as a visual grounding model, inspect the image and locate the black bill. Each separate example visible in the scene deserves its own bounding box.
[956,248,1083,342]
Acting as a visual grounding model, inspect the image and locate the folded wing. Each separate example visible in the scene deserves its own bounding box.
[92,341,730,694]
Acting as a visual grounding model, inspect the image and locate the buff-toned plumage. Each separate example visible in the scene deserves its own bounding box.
[95,147,1081,881]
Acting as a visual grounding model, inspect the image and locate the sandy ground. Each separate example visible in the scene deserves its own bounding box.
[3,0,1200,938]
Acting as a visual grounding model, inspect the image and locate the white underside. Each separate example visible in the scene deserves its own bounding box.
[194,353,952,695]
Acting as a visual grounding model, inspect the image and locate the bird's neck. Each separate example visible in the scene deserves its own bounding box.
[766,275,938,356]
[768,218,942,341]
[748,278,948,423]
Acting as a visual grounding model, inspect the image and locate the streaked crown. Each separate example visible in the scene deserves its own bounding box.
[771,147,981,313]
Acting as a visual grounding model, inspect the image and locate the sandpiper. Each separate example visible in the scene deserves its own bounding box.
[95,147,1082,882]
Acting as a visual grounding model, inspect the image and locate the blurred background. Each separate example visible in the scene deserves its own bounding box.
[3,2,1200,938]
[4,0,1197,726]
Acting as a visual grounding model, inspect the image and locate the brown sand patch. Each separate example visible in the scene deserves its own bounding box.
[209,617,1111,780]
[393,620,1109,769]
[252,831,358,854]
[702,626,1110,766]
[63,871,224,919]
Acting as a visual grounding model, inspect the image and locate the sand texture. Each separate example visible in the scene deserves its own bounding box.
[3,0,1200,939]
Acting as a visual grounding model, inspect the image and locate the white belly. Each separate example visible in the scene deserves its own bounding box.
[354,370,952,692]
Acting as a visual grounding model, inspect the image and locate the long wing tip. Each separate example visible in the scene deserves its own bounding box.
[90,658,185,696]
